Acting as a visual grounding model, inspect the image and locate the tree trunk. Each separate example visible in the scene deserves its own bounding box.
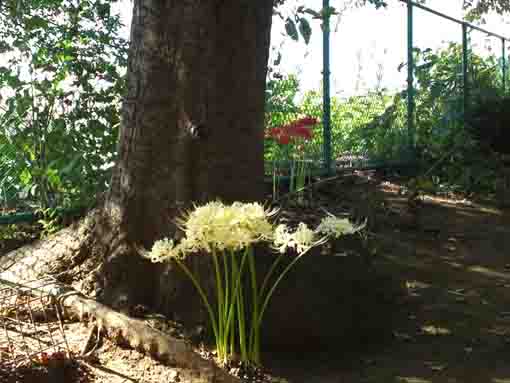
[108,0,273,248]
[1,1,273,377]
[89,0,274,313]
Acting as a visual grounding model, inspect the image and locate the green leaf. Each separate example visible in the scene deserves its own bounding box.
[273,52,282,66]
[30,184,38,197]
[0,41,12,54]
[60,154,81,176]
[302,8,321,19]
[416,62,435,72]
[46,168,61,188]
[298,18,312,45]
[19,168,32,186]
[367,0,388,9]
[97,3,111,19]
[25,15,48,31]
[285,18,299,41]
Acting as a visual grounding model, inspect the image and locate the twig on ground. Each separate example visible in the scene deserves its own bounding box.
[80,322,102,357]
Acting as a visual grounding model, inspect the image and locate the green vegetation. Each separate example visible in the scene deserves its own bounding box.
[264,42,509,195]
[0,0,127,210]
[0,1,508,214]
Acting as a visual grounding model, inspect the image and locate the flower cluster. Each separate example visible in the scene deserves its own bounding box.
[266,116,318,145]
[149,238,176,263]
[179,201,275,252]
[145,204,368,264]
[143,202,368,367]
[316,215,367,239]
[273,222,317,253]
[272,216,364,254]
[144,202,277,263]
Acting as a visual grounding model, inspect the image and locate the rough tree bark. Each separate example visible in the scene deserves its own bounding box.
[97,0,274,313]
[89,0,274,310]
[111,0,272,247]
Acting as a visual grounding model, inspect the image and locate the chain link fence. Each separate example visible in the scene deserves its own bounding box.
[0,139,26,212]
[318,0,510,175]
[329,2,409,169]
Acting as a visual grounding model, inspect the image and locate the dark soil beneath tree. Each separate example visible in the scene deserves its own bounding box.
[264,171,510,382]
[2,172,510,382]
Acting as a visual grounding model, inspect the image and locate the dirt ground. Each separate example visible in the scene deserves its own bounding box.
[266,172,510,383]
[65,323,185,383]
[1,320,186,383]
[2,172,510,382]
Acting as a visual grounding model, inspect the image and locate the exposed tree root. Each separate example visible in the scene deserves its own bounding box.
[0,211,239,383]
[0,209,105,286]
[63,286,238,382]
[0,275,239,383]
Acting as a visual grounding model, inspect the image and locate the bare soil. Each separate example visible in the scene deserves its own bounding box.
[2,172,510,382]
[266,172,510,382]
[1,320,186,383]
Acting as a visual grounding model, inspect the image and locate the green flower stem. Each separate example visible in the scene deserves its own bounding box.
[174,258,219,346]
[296,159,306,203]
[222,252,230,345]
[237,276,248,362]
[230,251,237,356]
[230,252,239,358]
[257,239,327,329]
[230,322,235,357]
[230,249,248,362]
[225,248,249,340]
[290,158,295,192]
[248,248,260,364]
[259,252,286,300]
[272,162,278,200]
[299,158,307,187]
[211,250,225,360]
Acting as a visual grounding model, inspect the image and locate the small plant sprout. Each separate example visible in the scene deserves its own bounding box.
[141,201,365,367]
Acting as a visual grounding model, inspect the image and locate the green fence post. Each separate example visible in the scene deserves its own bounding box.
[502,38,507,93]
[407,0,415,160]
[322,0,332,176]
[462,23,469,119]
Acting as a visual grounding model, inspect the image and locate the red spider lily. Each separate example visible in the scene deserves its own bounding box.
[287,124,312,140]
[266,116,318,145]
[269,127,282,138]
[278,134,291,145]
[266,127,288,143]
[295,116,318,126]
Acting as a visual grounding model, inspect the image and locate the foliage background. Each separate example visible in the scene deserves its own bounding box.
[0,0,127,209]
[1,0,509,213]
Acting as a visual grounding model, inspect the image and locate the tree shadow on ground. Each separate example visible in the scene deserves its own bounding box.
[264,173,510,383]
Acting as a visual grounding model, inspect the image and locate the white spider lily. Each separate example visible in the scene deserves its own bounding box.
[146,238,176,263]
[273,222,317,253]
[315,214,367,238]
[176,201,276,253]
